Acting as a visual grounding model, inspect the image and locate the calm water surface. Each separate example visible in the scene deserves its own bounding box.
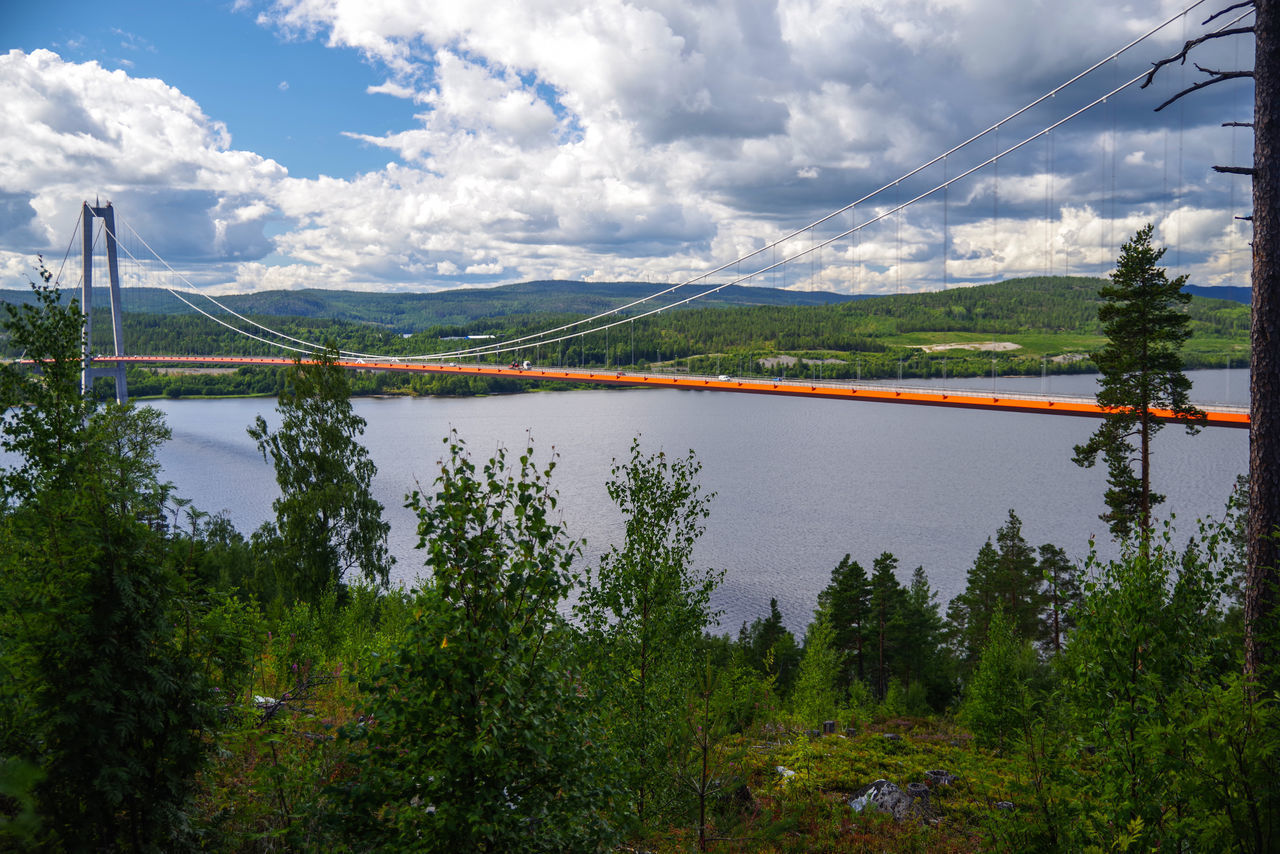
[144,369,1249,634]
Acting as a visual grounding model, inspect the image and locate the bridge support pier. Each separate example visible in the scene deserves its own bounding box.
[81,201,128,403]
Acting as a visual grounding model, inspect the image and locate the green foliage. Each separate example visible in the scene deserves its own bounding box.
[249,346,392,606]
[1060,530,1240,850]
[667,661,748,853]
[947,510,1055,670]
[817,552,950,713]
[740,598,802,696]
[0,758,42,846]
[1038,542,1081,656]
[190,583,414,850]
[714,646,782,734]
[575,438,723,826]
[868,552,906,700]
[896,566,951,709]
[1171,674,1280,852]
[789,613,844,725]
[957,607,1040,751]
[0,271,214,851]
[1073,225,1204,541]
[818,554,872,690]
[0,267,94,502]
[329,435,621,852]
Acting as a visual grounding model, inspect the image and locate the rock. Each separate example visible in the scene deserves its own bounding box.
[925,769,956,787]
[848,779,916,820]
[775,765,796,780]
[995,801,1015,811]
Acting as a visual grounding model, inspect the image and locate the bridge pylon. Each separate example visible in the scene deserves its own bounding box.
[81,201,127,403]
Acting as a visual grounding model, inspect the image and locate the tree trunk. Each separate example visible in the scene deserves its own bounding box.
[1141,407,1151,559]
[1248,0,1280,694]
[877,611,886,700]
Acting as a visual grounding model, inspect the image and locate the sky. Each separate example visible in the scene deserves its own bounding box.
[0,0,1258,296]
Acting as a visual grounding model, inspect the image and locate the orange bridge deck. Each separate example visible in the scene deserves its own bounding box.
[97,355,1250,429]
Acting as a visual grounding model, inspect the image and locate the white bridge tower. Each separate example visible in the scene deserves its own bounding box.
[81,201,128,403]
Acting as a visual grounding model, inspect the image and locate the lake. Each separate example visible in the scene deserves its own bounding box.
[140,368,1248,634]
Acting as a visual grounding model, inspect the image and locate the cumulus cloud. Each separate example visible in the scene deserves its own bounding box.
[0,48,285,274]
[367,79,416,99]
[0,0,1252,297]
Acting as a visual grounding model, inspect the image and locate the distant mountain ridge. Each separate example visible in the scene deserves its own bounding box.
[1184,284,1250,304]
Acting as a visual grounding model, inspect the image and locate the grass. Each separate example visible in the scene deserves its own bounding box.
[634,717,1042,853]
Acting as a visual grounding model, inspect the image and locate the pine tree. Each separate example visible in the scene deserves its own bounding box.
[817,554,872,688]
[896,566,947,707]
[741,599,801,695]
[946,540,1000,668]
[947,511,1052,666]
[868,553,905,700]
[1038,543,1082,656]
[1073,225,1203,541]
[994,510,1050,646]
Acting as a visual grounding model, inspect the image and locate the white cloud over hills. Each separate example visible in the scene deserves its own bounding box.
[0,0,1256,294]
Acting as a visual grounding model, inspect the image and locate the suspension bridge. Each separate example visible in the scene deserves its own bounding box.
[22,1,1254,429]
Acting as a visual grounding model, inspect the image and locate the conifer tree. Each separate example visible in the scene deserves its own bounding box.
[1073,225,1203,541]
[1038,543,1082,656]
[994,510,1050,645]
[817,554,872,688]
[946,540,1000,668]
[896,566,946,704]
[947,511,1052,666]
[740,599,801,695]
[868,552,906,700]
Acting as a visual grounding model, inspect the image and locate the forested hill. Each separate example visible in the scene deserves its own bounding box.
[614,275,1244,346]
[1185,284,1251,304]
[0,280,862,334]
[0,276,1247,363]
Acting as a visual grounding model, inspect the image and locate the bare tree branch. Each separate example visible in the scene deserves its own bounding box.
[1196,62,1247,76]
[1142,27,1256,88]
[1224,121,1255,127]
[1205,1,1255,26]
[1215,165,1257,175]
[1156,70,1255,111]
